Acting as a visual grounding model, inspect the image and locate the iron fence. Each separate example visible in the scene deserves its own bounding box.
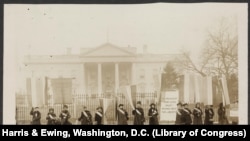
[16,92,158,125]
[15,92,228,125]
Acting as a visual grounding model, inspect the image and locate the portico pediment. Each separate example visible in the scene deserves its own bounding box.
[81,43,135,57]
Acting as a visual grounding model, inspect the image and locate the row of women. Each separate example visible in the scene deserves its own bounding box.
[117,101,159,125]
[175,102,229,125]
[30,101,159,125]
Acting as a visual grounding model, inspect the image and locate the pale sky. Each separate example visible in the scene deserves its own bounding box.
[4,3,246,57]
[4,2,247,92]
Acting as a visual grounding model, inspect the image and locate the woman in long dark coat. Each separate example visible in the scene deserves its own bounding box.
[78,106,93,125]
[204,105,214,125]
[117,104,129,125]
[30,107,41,125]
[175,102,183,125]
[132,101,145,125]
[94,107,103,125]
[59,105,72,125]
[46,108,57,125]
[148,103,159,125]
[181,103,192,125]
[218,103,228,125]
[192,102,203,125]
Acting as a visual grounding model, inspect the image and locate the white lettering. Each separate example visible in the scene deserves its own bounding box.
[40,129,69,138]
[131,129,137,136]
[1,129,29,136]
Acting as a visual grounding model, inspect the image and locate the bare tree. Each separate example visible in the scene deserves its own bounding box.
[178,17,238,77]
[177,16,238,102]
[179,50,207,77]
[203,17,238,102]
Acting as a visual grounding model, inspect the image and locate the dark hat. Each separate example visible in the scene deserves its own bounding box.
[119,104,124,107]
[177,102,182,106]
[182,103,188,106]
[49,108,54,111]
[137,101,141,104]
[63,105,68,108]
[150,103,155,107]
[195,102,201,106]
[34,107,39,109]
[96,106,102,110]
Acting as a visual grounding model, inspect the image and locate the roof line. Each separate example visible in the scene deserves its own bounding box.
[81,42,136,56]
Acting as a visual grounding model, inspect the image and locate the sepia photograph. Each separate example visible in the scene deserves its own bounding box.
[3,2,248,125]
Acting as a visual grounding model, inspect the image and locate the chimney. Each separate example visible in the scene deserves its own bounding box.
[66,48,71,55]
[143,45,148,54]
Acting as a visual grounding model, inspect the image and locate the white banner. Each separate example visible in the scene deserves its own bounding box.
[194,74,200,102]
[221,75,230,105]
[159,90,179,121]
[31,77,38,107]
[183,73,190,103]
[206,76,213,105]
[182,73,213,105]
[31,77,45,107]
[99,98,112,124]
[119,85,135,109]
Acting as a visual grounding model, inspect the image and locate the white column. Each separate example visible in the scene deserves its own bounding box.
[82,63,85,94]
[194,74,200,103]
[131,63,136,85]
[184,73,190,103]
[145,68,151,91]
[115,63,119,93]
[31,77,38,107]
[98,63,102,96]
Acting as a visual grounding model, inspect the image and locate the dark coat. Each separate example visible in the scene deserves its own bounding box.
[30,109,41,125]
[78,110,93,125]
[59,110,72,125]
[148,108,159,125]
[181,108,192,125]
[204,108,214,125]
[175,109,183,125]
[132,107,145,125]
[46,113,57,125]
[94,111,103,125]
[218,107,228,125]
[193,107,203,125]
[117,108,129,125]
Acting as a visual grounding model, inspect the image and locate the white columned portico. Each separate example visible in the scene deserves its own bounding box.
[82,63,86,94]
[31,77,38,107]
[115,63,119,93]
[131,63,136,85]
[98,63,102,96]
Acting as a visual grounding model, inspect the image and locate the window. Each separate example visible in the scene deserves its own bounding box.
[138,83,146,93]
[139,69,145,80]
